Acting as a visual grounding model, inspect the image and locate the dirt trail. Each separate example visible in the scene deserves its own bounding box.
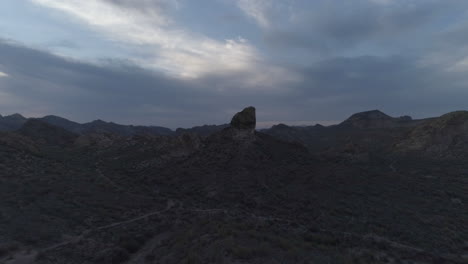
[0,202,173,264]
[3,203,454,264]
[42,203,174,254]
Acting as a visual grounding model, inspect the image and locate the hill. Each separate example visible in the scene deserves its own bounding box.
[0,107,466,263]
[0,113,27,131]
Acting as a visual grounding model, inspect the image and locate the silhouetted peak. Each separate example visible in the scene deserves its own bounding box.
[4,113,26,121]
[230,106,256,130]
[340,110,396,129]
[347,110,391,120]
[271,123,291,130]
[91,119,108,124]
[42,115,71,121]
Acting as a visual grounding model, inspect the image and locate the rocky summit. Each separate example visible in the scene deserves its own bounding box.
[0,107,467,264]
[230,106,256,130]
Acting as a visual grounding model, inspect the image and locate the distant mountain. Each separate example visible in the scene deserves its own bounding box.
[262,110,436,156]
[176,124,229,137]
[0,114,234,137]
[80,119,173,136]
[40,115,83,134]
[338,110,419,129]
[18,119,78,146]
[262,123,325,145]
[0,114,174,136]
[0,113,27,131]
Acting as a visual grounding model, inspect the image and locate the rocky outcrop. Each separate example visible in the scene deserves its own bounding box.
[230,106,256,131]
[339,110,418,129]
[397,111,468,157]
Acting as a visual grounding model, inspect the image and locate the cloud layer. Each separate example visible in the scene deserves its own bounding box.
[30,0,290,85]
[0,0,467,127]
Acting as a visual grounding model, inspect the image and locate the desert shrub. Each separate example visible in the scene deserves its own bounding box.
[0,242,19,257]
[303,233,339,247]
[144,253,156,262]
[93,247,130,263]
[122,239,141,253]
[119,237,143,253]
[231,243,270,260]
[275,237,295,251]
[182,250,203,264]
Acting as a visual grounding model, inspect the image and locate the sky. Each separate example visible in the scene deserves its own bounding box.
[0,0,468,128]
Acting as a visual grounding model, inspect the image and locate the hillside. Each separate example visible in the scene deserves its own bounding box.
[0,107,466,264]
[0,115,173,137]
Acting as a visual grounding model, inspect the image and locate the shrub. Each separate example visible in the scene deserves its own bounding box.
[93,247,130,263]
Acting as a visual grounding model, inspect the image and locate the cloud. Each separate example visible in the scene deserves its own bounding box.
[102,0,180,15]
[3,1,468,128]
[240,0,468,64]
[29,0,297,90]
[448,56,468,72]
[2,39,468,129]
[0,71,8,78]
[236,0,296,30]
[0,40,302,127]
[369,0,394,5]
[236,0,273,28]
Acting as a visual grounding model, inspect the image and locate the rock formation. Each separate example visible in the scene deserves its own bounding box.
[230,106,256,131]
[397,111,468,156]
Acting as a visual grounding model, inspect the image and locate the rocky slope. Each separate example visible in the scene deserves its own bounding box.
[0,115,173,137]
[175,124,229,137]
[0,113,28,131]
[397,111,468,157]
[0,107,466,264]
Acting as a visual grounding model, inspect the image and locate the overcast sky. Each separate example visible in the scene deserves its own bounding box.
[0,0,468,128]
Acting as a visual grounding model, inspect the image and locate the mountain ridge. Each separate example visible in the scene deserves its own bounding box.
[0,109,455,137]
[0,107,467,263]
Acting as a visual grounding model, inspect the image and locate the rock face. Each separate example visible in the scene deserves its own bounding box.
[230,106,256,130]
[397,111,468,157]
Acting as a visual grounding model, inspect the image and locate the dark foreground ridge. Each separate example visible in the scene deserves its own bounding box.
[0,107,467,264]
